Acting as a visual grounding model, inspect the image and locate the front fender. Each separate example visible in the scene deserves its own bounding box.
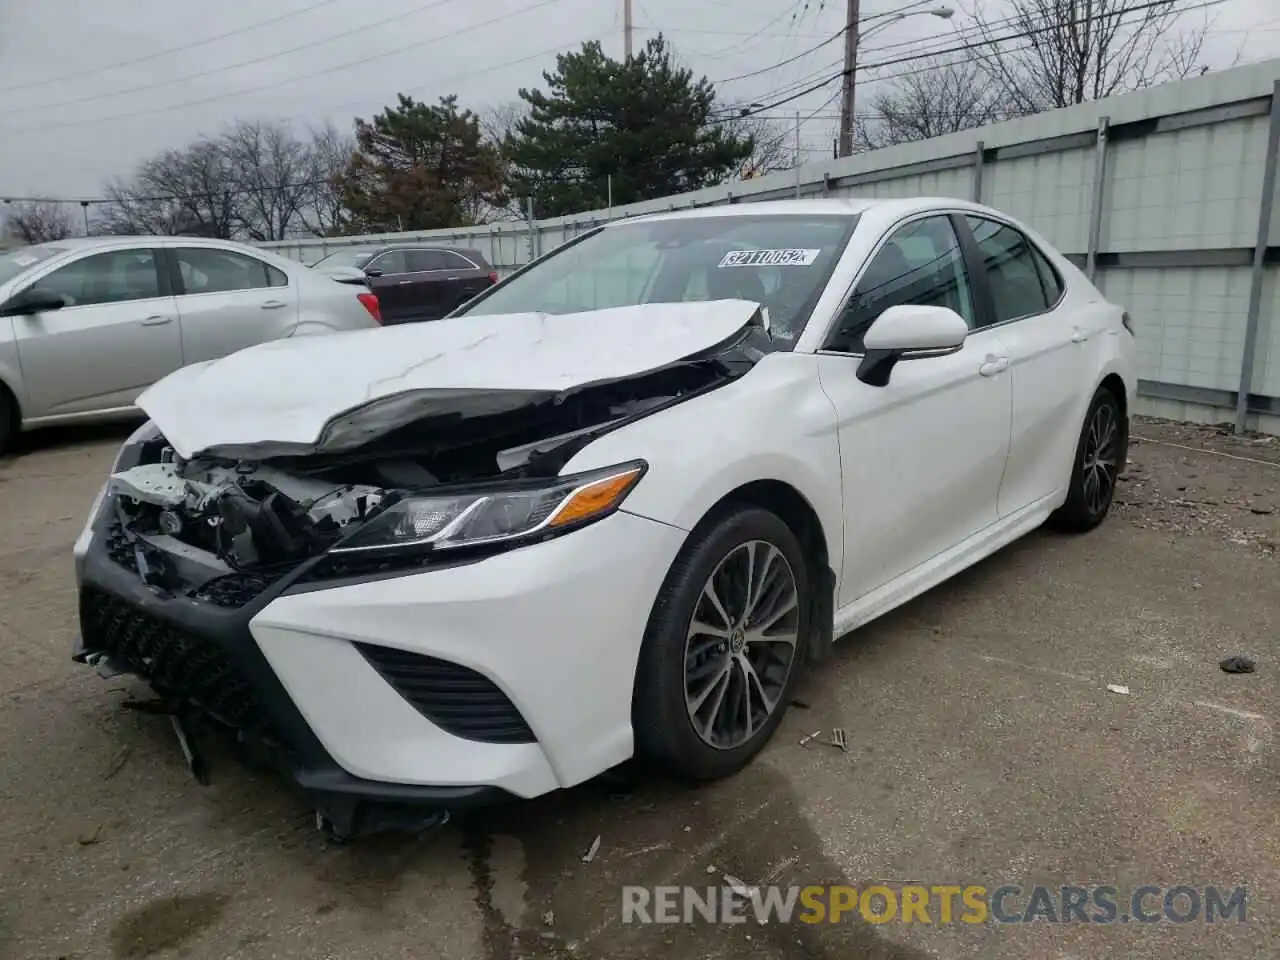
[560,353,846,579]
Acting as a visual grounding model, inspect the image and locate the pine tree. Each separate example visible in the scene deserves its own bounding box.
[504,35,754,217]
[338,94,507,232]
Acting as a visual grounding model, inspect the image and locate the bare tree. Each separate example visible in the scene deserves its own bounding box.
[300,120,356,237]
[4,201,76,243]
[479,102,531,221]
[720,109,795,179]
[856,56,1007,150]
[100,139,239,238]
[223,119,315,241]
[963,0,1214,114]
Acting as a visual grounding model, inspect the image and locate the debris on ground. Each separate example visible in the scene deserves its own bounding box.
[1106,684,1131,695]
[790,697,811,710]
[581,835,601,863]
[828,728,848,752]
[101,746,130,781]
[1220,656,1257,674]
[542,910,555,926]
[721,873,753,898]
[798,730,823,747]
[77,824,105,846]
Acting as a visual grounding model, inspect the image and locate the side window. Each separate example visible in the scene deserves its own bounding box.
[1030,245,1063,304]
[826,216,975,353]
[965,217,1054,323]
[367,251,410,275]
[406,250,450,272]
[175,248,278,294]
[29,250,161,307]
[441,250,478,270]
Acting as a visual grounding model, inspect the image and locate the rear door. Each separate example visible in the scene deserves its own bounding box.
[957,215,1093,517]
[11,247,183,417]
[364,250,417,324]
[169,246,296,364]
[411,249,492,316]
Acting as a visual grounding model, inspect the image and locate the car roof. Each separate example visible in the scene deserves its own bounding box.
[613,197,1001,225]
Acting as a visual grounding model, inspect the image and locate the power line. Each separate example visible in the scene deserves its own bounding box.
[711,28,844,84]
[0,0,352,96]
[0,0,462,118]
[0,0,567,134]
[710,0,1235,123]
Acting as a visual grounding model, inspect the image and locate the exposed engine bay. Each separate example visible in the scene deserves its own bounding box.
[107,342,764,594]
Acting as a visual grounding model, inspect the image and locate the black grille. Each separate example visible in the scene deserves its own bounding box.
[192,570,289,608]
[104,522,140,575]
[355,644,536,744]
[80,587,277,739]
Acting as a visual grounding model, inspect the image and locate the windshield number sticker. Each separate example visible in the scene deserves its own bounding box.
[718,248,820,268]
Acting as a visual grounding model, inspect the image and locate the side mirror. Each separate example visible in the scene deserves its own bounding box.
[857,304,969,387]
[1,288,68,317]
[320,266,370,286]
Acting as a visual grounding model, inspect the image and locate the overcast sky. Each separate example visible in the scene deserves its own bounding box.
[0,0,1275,202]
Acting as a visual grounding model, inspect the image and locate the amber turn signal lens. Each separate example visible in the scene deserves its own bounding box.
[548,467,644,527]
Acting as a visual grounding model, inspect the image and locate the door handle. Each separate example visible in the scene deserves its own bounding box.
[399,280,414,285]
[1071,328,1090,343]
[979,355,1010,377]
[141,314,173,326]
[260,300,287,310]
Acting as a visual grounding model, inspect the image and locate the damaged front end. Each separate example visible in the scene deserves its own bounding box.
[74,320,771,841]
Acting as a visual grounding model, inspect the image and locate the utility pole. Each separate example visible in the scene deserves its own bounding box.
[837,0,860,158]
[794,110,802,198]
[624,0,633,59]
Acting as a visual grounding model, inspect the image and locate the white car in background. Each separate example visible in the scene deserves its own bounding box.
[0,236,383,452]
[73,198,1134,841]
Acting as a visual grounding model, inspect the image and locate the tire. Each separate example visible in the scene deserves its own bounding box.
[0,389,14,456]
[633,505,811,782]
[1049,385,1124,533]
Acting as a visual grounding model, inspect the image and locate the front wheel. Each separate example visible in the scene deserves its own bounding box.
[1049,385,1124,533]
[632,506,810,782]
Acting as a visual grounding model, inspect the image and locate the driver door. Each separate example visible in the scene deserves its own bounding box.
[813,214,1014,608]
[12,247,182,418]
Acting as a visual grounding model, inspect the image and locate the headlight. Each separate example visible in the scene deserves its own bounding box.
[330,460,647,555]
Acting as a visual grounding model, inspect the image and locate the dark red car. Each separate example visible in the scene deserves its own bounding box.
[310,245,499,325]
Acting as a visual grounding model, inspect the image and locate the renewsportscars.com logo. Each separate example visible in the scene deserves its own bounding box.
[621,884,1249,925]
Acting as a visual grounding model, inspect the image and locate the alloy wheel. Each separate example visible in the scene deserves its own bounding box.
[683,539,800,750]
[1082,400,1120,516]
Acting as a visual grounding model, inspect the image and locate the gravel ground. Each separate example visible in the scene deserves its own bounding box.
[0,415,1276,960]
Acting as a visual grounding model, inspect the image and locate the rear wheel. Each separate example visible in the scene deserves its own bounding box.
[633,506,810,781]
[0,389,14,455]
[1049,386,1123,533]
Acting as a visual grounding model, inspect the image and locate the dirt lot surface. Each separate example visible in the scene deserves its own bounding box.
[1,416,1277,960]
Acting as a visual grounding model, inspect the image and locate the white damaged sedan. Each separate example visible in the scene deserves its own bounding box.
[73,198,1135,839]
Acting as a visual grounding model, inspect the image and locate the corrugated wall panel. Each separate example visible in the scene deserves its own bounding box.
[1102,116,1268,253]
[1253,271,1280,397]
[984,148,1093,253]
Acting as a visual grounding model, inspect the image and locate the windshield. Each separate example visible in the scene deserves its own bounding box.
[311,249,375,269]
[0,244,66,286]
[457,213,859,345]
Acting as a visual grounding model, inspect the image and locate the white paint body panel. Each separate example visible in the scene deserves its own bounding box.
[251,510,686,794]
[137,299,763,459]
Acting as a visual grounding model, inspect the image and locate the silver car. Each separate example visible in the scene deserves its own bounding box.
[0,236,382,452]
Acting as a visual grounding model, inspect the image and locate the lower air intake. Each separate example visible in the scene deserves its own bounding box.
[354,643,536,744]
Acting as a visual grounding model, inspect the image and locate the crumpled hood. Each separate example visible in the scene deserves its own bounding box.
[138,299,764,460]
